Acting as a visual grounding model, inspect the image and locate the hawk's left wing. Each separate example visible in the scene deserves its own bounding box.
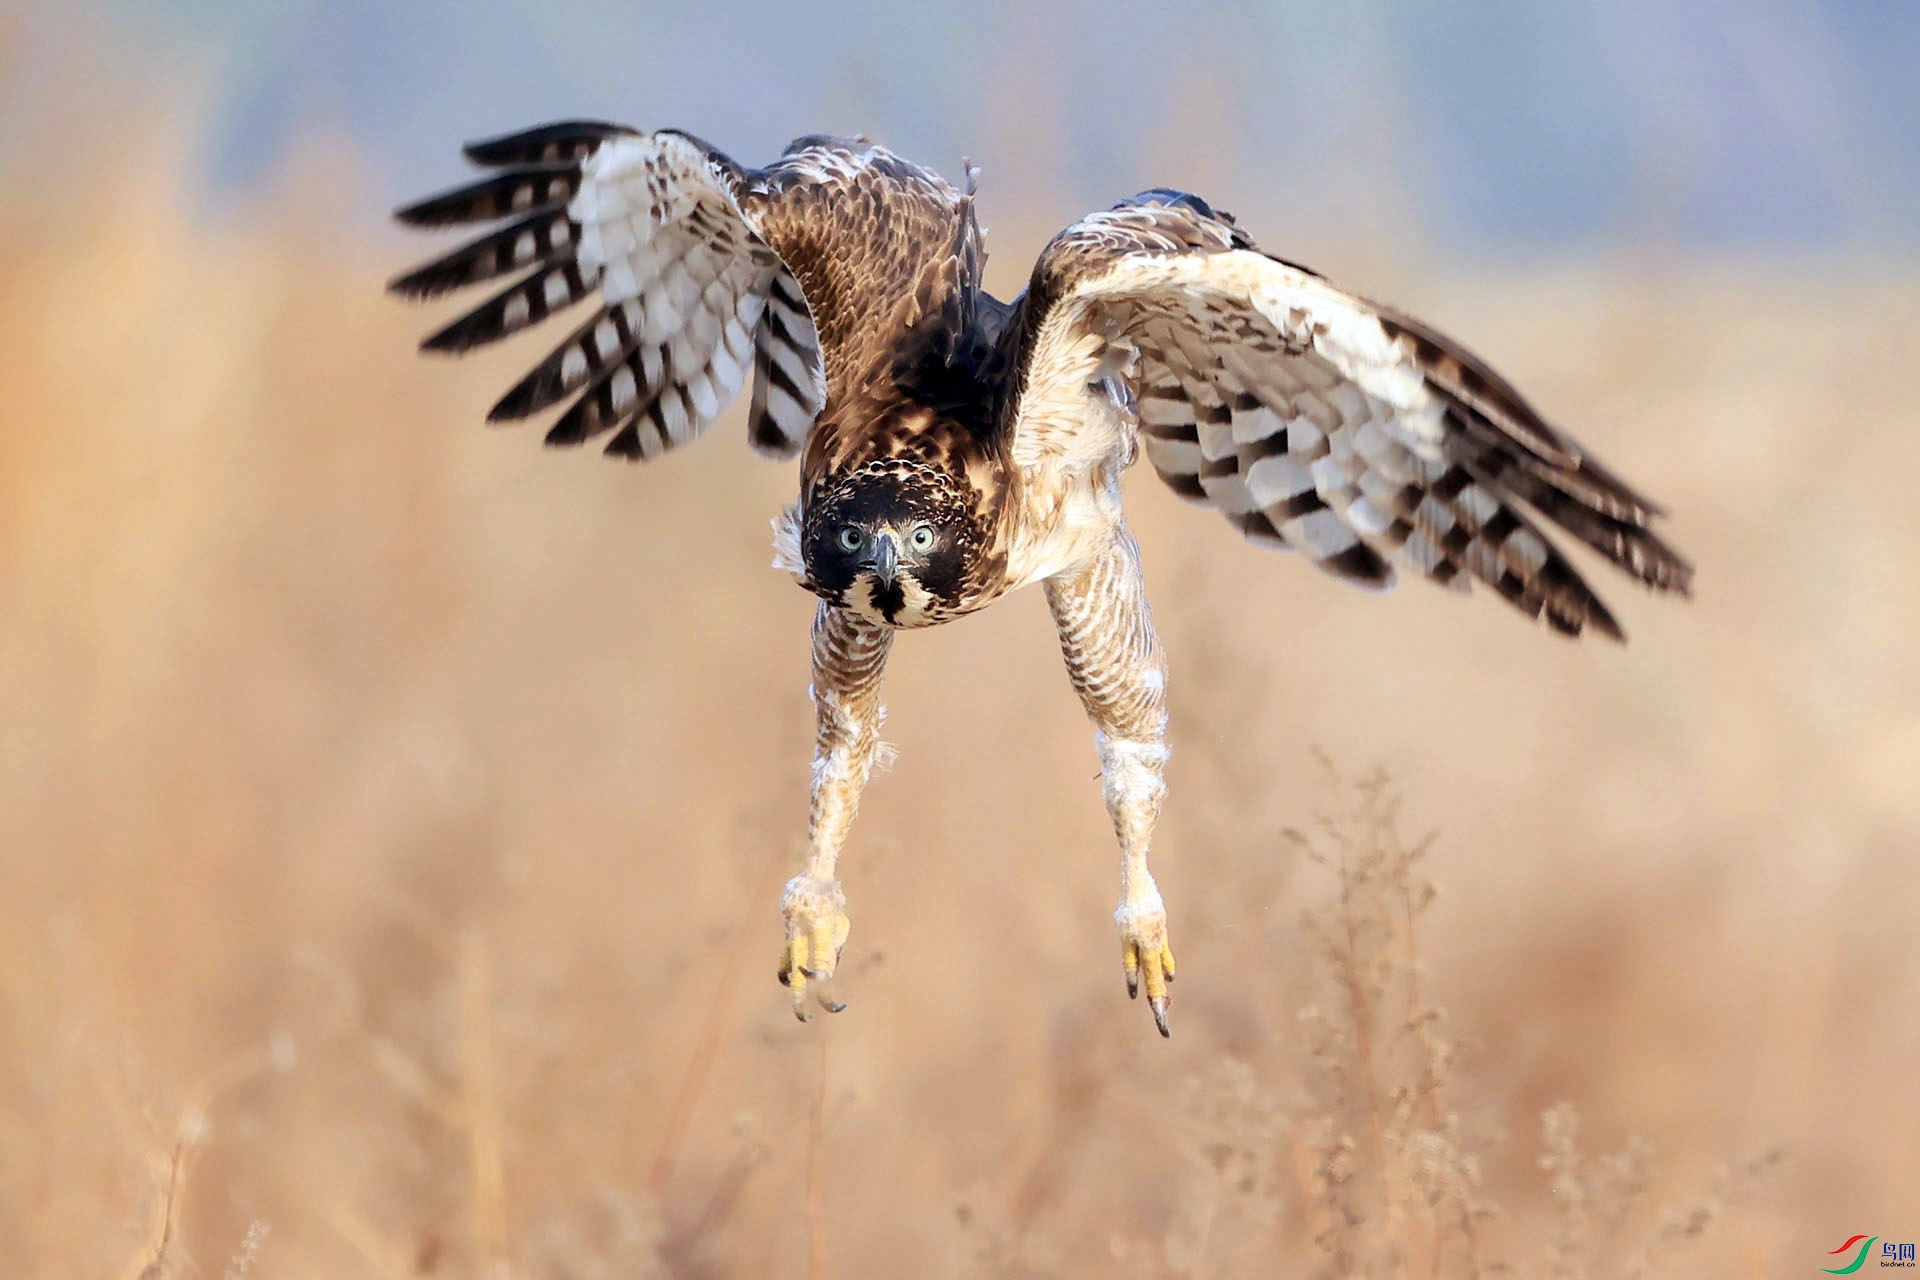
[1004,192,1692,640]
[389,122,825,460]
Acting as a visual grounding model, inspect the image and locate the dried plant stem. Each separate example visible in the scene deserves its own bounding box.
[1187,1183,1222,1280]
[1334,834,1390,1200]
[806,1023,831,1280]
[650,837,792,1196]
[1397,869,1442,1133]
[119,1139,188,1280]
[114,1029,290,1280]
[460,927,510,1280]
[1395,844,1482,1278]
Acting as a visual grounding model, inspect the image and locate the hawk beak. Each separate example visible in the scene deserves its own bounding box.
[865,532,900,588]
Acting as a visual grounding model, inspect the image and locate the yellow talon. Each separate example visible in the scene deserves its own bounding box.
[779,875,851,1020]
[1118,911,1176,1037]
[778,943,808,1015]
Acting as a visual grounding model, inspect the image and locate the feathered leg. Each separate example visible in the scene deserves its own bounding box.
[1045,528,1177,1036]
[778,602,893,1019]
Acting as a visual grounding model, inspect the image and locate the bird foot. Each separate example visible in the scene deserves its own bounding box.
[1116,894,1176,1037]
[778,874,850,1021]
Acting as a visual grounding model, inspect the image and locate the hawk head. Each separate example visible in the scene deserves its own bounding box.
[801,459,985,627]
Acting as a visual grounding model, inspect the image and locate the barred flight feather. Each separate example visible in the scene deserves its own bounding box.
[461,120,636,168]
[419,260,594,352]
[392,163,585,228]
[1011,189,1694,638]
[391,123,827,462]
[386,206,578,299]
[748,268,826,457]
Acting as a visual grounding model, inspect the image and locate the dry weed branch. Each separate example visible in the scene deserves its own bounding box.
[1292,759,1487,1280]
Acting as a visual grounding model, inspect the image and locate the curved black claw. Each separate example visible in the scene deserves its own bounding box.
[1121,934,1176,1036]
[779,966,847,1019]
[780,883,850,1022]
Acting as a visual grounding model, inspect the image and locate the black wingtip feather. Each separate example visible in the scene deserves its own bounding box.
[393,164,579,229]
[544,417,590,447]
[602,423,646,459]
[1579,599,1627,643]
[418,263,591,354]
[1322,540,1395,589]
[386,209,573,300]
[462,120,634,168]
[386,244,490,300]
[747,418,797,457]
[420,320,479,354]
[489,376,551,423]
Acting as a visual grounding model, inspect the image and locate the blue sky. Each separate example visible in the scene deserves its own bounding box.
[21,0,1920,250]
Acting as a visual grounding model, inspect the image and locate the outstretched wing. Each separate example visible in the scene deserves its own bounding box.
[1005,192,1692,640]
[389,122,826,460]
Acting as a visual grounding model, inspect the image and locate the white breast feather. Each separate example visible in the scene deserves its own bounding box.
[1009,305,1111,472]
[771,503,805,578]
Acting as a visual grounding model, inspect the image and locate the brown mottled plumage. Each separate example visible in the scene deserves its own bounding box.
[391,123,1692,1036]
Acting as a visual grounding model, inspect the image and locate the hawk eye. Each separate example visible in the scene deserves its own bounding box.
[836,526,863,552]
[909,523,936,552]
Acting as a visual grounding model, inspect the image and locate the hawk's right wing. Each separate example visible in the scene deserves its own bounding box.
[389,122,827,460]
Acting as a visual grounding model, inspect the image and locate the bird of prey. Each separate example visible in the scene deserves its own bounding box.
[389,121,1691,1036]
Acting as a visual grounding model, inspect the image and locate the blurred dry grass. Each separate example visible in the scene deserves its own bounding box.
[3,92,1918,1280]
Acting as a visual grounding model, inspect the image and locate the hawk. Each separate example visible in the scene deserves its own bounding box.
[390,122,1691,1036]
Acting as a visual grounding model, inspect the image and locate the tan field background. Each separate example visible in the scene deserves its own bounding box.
[5,54,1919,1280]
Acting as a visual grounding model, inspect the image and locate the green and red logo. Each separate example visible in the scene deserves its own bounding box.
[1824,1236,1878,1274]
[1827,1235,1920,1270]
[1820,1243,1912,1274]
